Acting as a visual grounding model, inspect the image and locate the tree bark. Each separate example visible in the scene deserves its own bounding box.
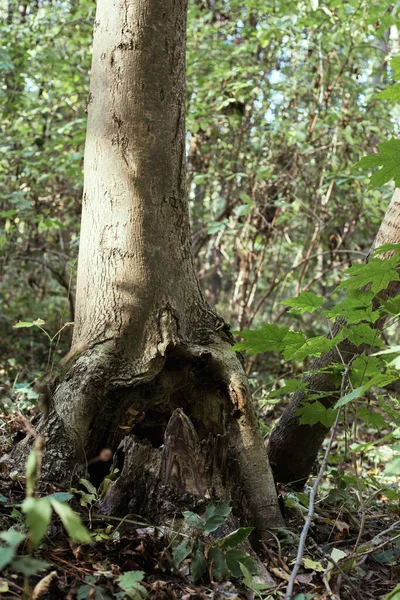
[13,0,283,537]
[268,189,400,488]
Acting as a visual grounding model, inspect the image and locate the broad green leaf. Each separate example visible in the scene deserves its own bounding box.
[11,556,50,576]
[337,257,400,293]
[381,297,400,316]
[190,542,207,581]
[284,335,333,361]
[225,549,256,578]
[331,548,348,563]
[13,318,46,329]
[117,570,146,599]
[79,478,97,495]
[0,546,15,571]
[391,57,400,79]
[303,557,324,571]
[50,499,92,544]
[374,243,400,255]
[354,139,400,188]
[173,539,194,566]
[182,511,205,529]
[325,289,378,324]
[0,495,7,503]
[232,324,291,354]
[219,527,254,549]
[208,546,229,582]
[344,323,384,347]
[204,501,232,532]
[375,83,400,101]
[13,321,36,328]
[384,455,400,477]
[0,530,26,548]
[334,386,364,408]
[281,291,323,314]
[358,407,387,429]
[46,492,73,502]
[22,497,52,547]
[298,401,337,427]
[238,561,253,588]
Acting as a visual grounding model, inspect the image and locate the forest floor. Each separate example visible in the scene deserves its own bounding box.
[0,412,399,600]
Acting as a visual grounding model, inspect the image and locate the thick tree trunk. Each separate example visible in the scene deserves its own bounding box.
[13,0,283,537]
[268,189,400,488]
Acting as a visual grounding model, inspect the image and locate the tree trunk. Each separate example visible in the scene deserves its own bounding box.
[268,189,400,488]
[13,0,283,537]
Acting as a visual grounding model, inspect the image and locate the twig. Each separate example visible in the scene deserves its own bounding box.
[284,358,356,600]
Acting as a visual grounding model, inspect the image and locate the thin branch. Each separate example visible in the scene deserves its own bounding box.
[284,357,356,600]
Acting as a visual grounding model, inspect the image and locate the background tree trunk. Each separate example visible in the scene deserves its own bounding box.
[268,189,400,488]
[13,0,283,537]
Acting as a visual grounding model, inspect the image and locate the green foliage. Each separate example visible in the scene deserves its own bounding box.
[117,571,147,600]
[173,502,257,585]
[355,139,400,188]
[234,247,400,429]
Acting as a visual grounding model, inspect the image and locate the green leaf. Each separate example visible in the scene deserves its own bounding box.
[11,556,50,576]
[190,542,207,581]
[375,83,400,101]
[281,291,323,314]
[46,492,73,502]
[13,318,46,329]
[358,407,387,429]
[219,527,254,549]
[208,546,229,582]
[117,570,147,599]
[225,549,256,579]
[50,499,92,544]
[232,324,291,354]
[0,545,15,571]
[374,243,400,256]
[344,323,383,347]
[182,511,205,529]
[298,401,337,427]
[22,497,52,547]
[303,557,324,571]
[325,289,377,324]
[284,335,333,361]
[334,386,364,408]
[0,494,7,503]
[204,501,232,532]
[0,530,26,548]
[173,539,194,566]
[338,257,400,293]
[354,139,400,188]
[79,478,97,495]
[13,321,36,328]
[384,455,400,477]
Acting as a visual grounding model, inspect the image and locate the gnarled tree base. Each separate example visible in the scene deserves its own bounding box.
[10,338,284,540]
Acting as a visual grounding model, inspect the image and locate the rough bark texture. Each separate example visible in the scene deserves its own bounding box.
[268,189,400,488]
[12,0,283,538]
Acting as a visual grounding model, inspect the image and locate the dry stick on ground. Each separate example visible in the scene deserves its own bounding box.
[284,357,357,600]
